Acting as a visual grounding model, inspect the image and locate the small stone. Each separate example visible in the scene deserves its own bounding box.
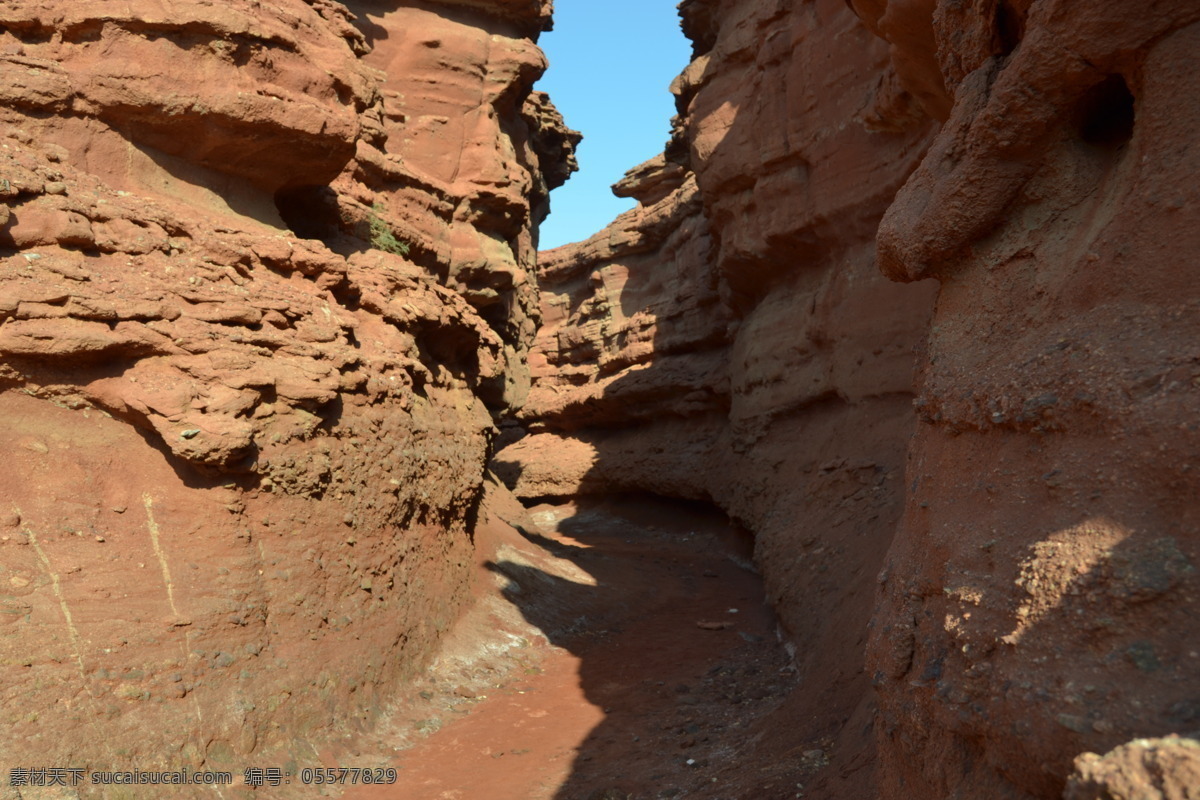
[696,621,732,631]
[1,512,20,528]
[94,535,105,542]
[1056,713,1091,733]
[947,688,970,704]
[116,684,148,701]
[1126,642,1162,672]
[43,181,66,195]
[180,429,201,439]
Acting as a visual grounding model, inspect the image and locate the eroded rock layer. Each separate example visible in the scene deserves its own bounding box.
[496,0,938,794]
[500,0,1200,798]
[0,0,574,781]
[860,1,1200,798]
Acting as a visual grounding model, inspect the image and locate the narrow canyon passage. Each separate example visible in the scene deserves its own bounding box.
[341,496,815,800]
[1,1,1197,798]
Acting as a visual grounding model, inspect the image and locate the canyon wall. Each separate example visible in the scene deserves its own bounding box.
[495,0,939,794]
[858,1,1200,798]
[500,0,1200,798]
[0,0,574,783]
[3,0,1197,796]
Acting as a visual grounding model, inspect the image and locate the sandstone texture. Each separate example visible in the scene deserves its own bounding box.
[4,0,1199,796]
[499,0,1200,798]
[1065,737,1200,800]
[0,0,574,788]
[495,0,938,795]
[858,2,1200,798]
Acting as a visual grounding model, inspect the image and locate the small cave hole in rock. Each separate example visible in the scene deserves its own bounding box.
[274,184,342,242]
[329,278,362,312]
[995,1,1024,56]
[1077,74,1136,148]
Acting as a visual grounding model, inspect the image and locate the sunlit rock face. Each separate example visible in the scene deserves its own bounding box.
[859,1,1200,798]
[501,0,1200,797]
[341,0,578,410]
[0,0,573,779]
[496,0,938,793]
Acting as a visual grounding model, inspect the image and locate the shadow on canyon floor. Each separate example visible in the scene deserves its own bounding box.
[483,496,1200,800]
[483,496,820,800]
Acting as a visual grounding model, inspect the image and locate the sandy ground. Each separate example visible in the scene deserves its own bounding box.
[337,495,816,800]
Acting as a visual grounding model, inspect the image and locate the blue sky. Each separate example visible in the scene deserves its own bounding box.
[534,1,692,250]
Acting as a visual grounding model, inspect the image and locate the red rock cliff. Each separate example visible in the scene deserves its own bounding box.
[858,1,1200,797]
[0,0,575,781]
[495,0,938,794]
[500,0,1200,797]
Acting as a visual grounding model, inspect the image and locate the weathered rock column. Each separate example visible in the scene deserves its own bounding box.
[861,2,1200,796]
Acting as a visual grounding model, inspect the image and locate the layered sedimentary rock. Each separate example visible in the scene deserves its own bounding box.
[0,0,573,783]
[495,0,938,793]
[858,1,1200,798]
[501,0,1200,797]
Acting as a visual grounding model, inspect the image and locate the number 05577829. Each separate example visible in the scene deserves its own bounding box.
[299,768,399,785]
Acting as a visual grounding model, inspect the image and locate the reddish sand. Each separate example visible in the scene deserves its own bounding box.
[341,497,808,800]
